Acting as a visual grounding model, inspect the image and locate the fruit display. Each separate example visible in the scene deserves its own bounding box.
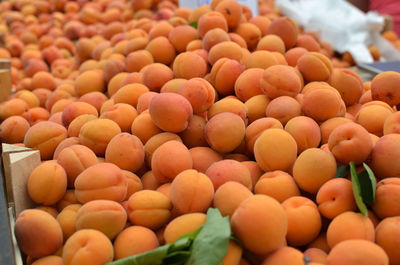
[1,0,400,265]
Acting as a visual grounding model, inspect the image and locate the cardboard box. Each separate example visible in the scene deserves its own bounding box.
[1,145,41,265]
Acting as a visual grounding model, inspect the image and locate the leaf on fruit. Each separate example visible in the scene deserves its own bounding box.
[189,21,198,29]
[334,164,349,178]
[362,163,376,203]
[186,208,231,265]
[350,162,369,217]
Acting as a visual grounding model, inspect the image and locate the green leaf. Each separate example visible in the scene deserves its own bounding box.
[363,163,376,203]
[189,21,198,29]
[357,170,375,205]
[335,164,349,178]
[164,251,192,264]
[350,162,369,217]
[186,208,231,265]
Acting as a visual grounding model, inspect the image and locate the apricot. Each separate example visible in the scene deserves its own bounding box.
[326,239,389,265]
[31,256,63,265]
[210,58,244,96]
[131,110,162,144]
[198,11,228,38]
[27,160,66,206]
[205,112,246,153]
[257,35,285,54]
[79,118,121,156]
[328,122,373,164]
[127,190,171,229]
[122,170,143,200]
[245,117,283,153]
[56,204,81,240]
[282,196,321,246]
[74,163,127,203]
[383,111,400,134]
[234,68,263,102]
[144,132,182,166]
[62,229,114,265]
[100,103,138,133]
[62,101,98,127]
[293,148,336,194]
[24,121,67,160]
[319,117,353,144]
[173,52,207,79]
[375,216,400,265]
[67,114,97,138]
[141,170,161,190]
[246,50,280,69]
[79,92,108,113]
[207,98,248,124]
[149,93,193,132]
[168,25,198,53]
[164,213,206,243]
[221,240,243,265]
[208,41,242,65]
[124,37,149,55]
[151,140,192,183]
[327,211,375,248]
[302,85,344,122]
[297,52,333,82]
[189,146,223,173]
[103,59,126,84]
[373,178,400,218]
[213,181,252,217]
[179,115,207,148]
[284,116,321,153]
[15,209,63,258]
[231,195,288,255]
[73,70,105,97]
[125,50,153,73]
[285,47,308,67]
[170,169,214,214]
[254,128,297,172]
[105,133,144,172]
[265,17,298,49]
[178,78,216,114]
[202,28,230,51]
[145,36,175,65]
[266,96,301,125]
[0,115,30,144]
[316,178,356,219]
[262,247,304,265]
[255,171,300,203]
[329,68,363,106]
[113,226,159,260]
[160,78,186,94]
[113,84,147,109]
[31,71,56,91]
[0,98,30,121]
[371,71,400,106]
[75,199,127,240]
[261,65,302,99]
[296,34,320,52]
[245,95,270,123]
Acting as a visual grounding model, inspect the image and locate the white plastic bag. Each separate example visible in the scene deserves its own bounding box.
[275,0,400,64]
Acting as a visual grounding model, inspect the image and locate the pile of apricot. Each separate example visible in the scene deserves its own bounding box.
[1,0,400,265]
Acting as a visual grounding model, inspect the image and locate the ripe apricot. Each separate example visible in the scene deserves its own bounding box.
[231,195,288,255]
[254,128,297,172]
